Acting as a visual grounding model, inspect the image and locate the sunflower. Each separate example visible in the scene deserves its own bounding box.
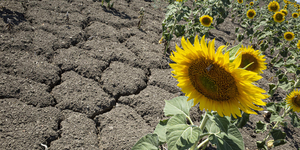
[247,9,256,19]
[250,2,254,6]
[170,35,268,118]
[292,13,299,18]
[200,15,213,27]
[237,0,243,4]
[176,0,183,2]
[236,46,267,74]
[297,40,300,49]
[273,12,285,23]
[284,32,295,41]
[280,9,288,16]
[268,1,280,12]
[286,89,300,112]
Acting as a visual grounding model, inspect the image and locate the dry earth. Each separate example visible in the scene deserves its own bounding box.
[0,0,299,150]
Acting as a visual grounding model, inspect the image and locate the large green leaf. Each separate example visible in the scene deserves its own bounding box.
[235,112,250,128]
[270,129,286,141]
[166,114,201,150]
[153,119,168,144]
[131,134,160,150]
[211,114,230,134]
[209,124,245,150]
[164,96,194,117]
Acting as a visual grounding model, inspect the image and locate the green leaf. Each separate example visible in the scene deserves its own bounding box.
[209,124,245,150]
[236,112,250,128]
[174,25,185,37]
[226,42,242,62]
[166,114,201,150]
[164,96,194,117]
[278,75,292,91]
[274,58,284,68]
[266,102,281,115]
[132,134,160,150]
[255,121,267,133]
[270,114,283,122]
[154,119,168,144]
[289,112,300,128]
[268,83,277,97]
[273,139,286,147]
[270,129,286,141]
[256,141,267,150]
[212,114,230,134]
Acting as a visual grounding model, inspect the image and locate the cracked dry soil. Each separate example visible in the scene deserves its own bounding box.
[0,0,299,150]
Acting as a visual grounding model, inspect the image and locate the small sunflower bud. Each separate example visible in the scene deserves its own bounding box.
[267,140,274,148]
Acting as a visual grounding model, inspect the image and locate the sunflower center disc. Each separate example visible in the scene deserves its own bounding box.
[270,4,278,11]
[293,96,300,107]
[286,34,292,39]
[189,59,238,101]
[239,53,258,71]
[203,18,211,25]
[248,12,255,17]
[276,14,283,20]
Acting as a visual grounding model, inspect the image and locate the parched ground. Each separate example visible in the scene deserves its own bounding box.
[0,0,299,150]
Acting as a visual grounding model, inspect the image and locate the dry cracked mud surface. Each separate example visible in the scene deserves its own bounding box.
[0,0,299,150]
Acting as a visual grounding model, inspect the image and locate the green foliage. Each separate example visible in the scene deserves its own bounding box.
[289,112,300,128]
[255,121,267,133]
[166,114,201,150]
[131,134,160,150]
[164,96,194,117]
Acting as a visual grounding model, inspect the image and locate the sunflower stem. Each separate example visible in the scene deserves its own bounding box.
[199,111,208,131]
[197,138,210,149]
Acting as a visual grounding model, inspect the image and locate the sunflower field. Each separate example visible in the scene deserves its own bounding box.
[133,0,300,150]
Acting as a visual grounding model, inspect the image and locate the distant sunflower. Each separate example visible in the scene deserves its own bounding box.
[297,40,300,49]
[200,15,213,27]
[176,0,183,2]
[284,32,294,41]
[250,2,254,6]
[273,12,285,23]
[292,13,299,18]
[237,46,267,74]
[247,9,256,19]
[268,1,280,12]
[170,35,268,118]
[237,0,243,4]
[286,89,300,112]
[280,9,288,16]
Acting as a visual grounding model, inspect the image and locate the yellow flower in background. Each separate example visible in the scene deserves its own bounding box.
[170,35,268,118]
[176,0,183,2]
[237,46,267,74]
[292,13,299,18]
[238,0,243,4]
[247,9,256,19]
[297,40,300,49]
[273,12,285,23]
[284,5,288,9]
[284,0,288,4]
[268,1,280,12]
[280,9,288,16]
[286,89,300,112]
[250,2,254,6]
[200,15,213,27]
[284,32,295,41]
